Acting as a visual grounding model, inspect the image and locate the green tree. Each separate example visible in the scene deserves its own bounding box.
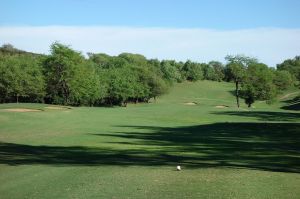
[105,67,136,106]
[225,55,257,108]
[241,63,277,107]
[70,61,101,106]
[118,53,148,66]
[160,60,182,83]
[208,61,225,81]
[273,70,295,91]
[202,63,215,80]
[44,43,99,105]
[88,53,113,69]
[0,54,45,103]
[139,69,168,102]
[277,56,300,82]
[182,60,203,81]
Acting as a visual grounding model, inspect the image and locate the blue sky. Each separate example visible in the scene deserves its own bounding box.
[0,0,300,66]
[1,0,300,29]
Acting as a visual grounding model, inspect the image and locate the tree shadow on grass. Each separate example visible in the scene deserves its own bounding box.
[281,96,300,111]
[213,110,300,121]
[1,121,300,173]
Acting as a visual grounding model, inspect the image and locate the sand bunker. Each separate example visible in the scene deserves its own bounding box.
[184,102,197,105]
[3,108,41,112]
[215,105,229,108]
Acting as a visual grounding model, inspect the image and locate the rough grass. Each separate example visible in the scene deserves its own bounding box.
[0,80,299,199]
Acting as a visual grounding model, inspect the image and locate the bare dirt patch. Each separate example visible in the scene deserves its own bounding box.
[3,108,42,112]
[183,102,197,105]
[215,105,229,108]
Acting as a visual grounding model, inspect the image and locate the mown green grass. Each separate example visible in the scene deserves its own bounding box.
[0,80,300,199]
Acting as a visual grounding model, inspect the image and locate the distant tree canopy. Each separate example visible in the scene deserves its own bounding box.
[182,60,203,81]
[277,56,300,82]
[208,61,225,82]
[0,43,298,107]
[241,63,277,107]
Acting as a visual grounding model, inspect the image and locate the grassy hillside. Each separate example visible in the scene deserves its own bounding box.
[0,81,299,199]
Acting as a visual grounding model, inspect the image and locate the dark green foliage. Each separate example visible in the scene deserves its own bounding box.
[103,68,136,106]
[160,60,183,83]
[273,70,295,91]
[118,53,148,66]
[0,43,298,107]
[202,62,226,81]
[88,53,129,70]
[202,63,215,80]
[182,60,203,81]
[89,52,169,106]
[241,63,277,107]
[208,61,225,81]
[225,55,258,107]
[277,56,300,82]
[44,43,100,105]
[88,53,114,69]
[225,55,257,82]
[0,54,45,103]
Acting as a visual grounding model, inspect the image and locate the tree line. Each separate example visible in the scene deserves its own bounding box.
[0,43,299,107]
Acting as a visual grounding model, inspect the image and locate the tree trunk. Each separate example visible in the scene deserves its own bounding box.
[16,94,19,103]
[248,103,251,108]
[61,80,70,105]
[109,98,113,107]
[235,81,240,108]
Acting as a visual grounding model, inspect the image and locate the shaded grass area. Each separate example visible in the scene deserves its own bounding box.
[213,110,300,121]
[281,95,300,111]
[1,122,299,173]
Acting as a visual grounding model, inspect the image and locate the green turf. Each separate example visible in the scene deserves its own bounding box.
[0,80,299,199]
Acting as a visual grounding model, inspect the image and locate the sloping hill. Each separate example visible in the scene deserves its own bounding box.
[159,80,236,107]
[0,44,43,57]
[158,80,299,111]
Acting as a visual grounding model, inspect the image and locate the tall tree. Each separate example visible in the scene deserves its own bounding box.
[44,43,99,105]
[225,55,257,108]
[241,63,277,107]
